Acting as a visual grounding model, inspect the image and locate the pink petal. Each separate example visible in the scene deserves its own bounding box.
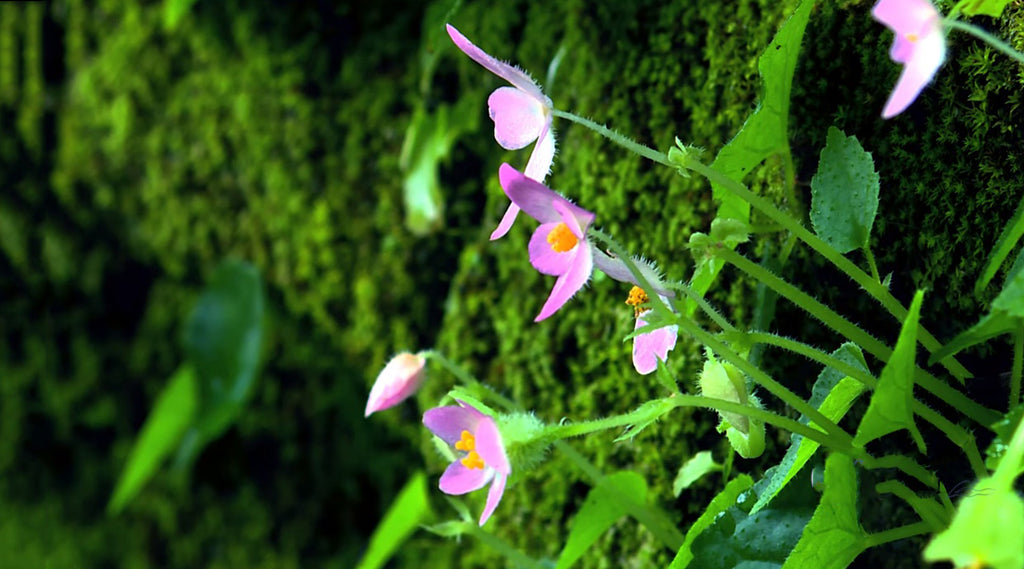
[535,242,594,321]
[871,0,939,37]
[591,250,675,298]
[423,404,483,444]
[881,31,945,118]
[488,87,547,150]
[439,460,493,495]
[523,120,556,183]
[499,164,595,226]
[529,222,578,276]
[364,353,426,417]
[474,416,510,475]
[490,203,521,241]
[445,24,549,105]
[632,315,679,375]
[479,472,507,525]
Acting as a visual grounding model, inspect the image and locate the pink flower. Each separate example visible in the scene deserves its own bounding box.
[423,400,510,526]
[498,163,595,321]
[872,0,946,118]
[625,286,678,375]
[364,352,426,417]
[446,24,556,240]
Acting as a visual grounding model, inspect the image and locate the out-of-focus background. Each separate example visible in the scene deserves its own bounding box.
[1,0,1022,567]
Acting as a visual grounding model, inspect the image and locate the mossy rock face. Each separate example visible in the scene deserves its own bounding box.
[1,0,1022,567]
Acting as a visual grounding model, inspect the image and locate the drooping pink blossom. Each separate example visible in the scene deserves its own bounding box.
[871,0,946,118]
[447,24,556,240]
[498,163,594,321]
[625,286,678,375]
[423,400,510,526]
[364,352,427,417]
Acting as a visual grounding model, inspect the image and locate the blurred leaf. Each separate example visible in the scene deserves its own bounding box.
[854,290,926,453]
[933,267,1024,364]
[782,454,867,569]
[986,403,1024,472]
[356,471,433,569]
[751,343,869,514]
[673,451,722,497]
[108,365,198,514]
[960,0,1013,17]
[809,127,880,254]
[975,196,1024,295]
[688,0,814,315]
[178,259,265,467]
[556,471,647,569]
[163,0,199,30]
[668,475,754,569]
[924,478,1024,569]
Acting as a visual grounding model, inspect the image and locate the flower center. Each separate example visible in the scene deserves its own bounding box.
[625,285,649,317]
[905,32,919,43]
[547,222,579,253]
[455,429,486,470]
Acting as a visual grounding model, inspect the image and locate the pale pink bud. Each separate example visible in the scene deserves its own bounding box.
[364,352,427,417]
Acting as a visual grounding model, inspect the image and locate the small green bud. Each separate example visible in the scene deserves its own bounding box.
[699,357,749,433]
[498,412,549,472]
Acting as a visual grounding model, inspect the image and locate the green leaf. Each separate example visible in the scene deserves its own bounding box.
[108,365,198,514]
[163,0,199,30]
[668,475,754,569]
[556,471,648,569]
[688,0,814,314]
[177,260,265,467]
[685,467,819,569]
[933,267,1024,364]
[673,451,722,497]
[782,454,868,569]
[960,0,1014,17]
[809,127,880,254]
[975,196,1024,295]
[986,403,1024,473]
[854,290,926,453]
[356,471,433,569]
[751,343,869,514]
[924,479,1024,569]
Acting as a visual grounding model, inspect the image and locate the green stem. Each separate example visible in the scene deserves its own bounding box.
[552,109,673,167]
[684,158,972,382]
[863,244,881,284]
[913,404,988,479]
[589,228,677,322]
[865,520,932,548]
[422,350,518,411]
[875,480,948,530]
[944,19,1024,66]
[867,455,937,489]
[668,281,736,332]
[716,246,1000,427]
[467,525,547,569]
[1013,330,1023,411]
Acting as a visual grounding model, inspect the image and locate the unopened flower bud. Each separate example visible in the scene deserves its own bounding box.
[699,357,749,433]
[365,352,427,417]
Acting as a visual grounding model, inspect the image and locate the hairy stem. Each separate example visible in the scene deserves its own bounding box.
[552,109,673,167]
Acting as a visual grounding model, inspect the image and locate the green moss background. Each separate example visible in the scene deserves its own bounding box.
[1,0,1021,567]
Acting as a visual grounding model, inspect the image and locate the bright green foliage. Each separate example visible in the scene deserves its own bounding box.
[960,0,1014,18]
[108,365,198,514]
[673,451,722,497]
[933,264,1024,362]
[751,343,869,515]
[975,195,1024,295]
[555,471,647,569]
[985,403,1024,471]
[810,127,880,254]
[689,0,814,314]
[782,454,867,569]
[163,0,199,30]
[668,474,753,569]
[854,290,927,454]
[356,472,433,569]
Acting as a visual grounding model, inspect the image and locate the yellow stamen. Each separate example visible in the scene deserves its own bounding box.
[547,222,579,253]
[461,451,486,470]
[455,430,486,470]
[625,285,649,317]
[906,32,919,43]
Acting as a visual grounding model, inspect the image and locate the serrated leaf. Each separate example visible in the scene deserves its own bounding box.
[751,343,869,514]
[933,268,1024,363]
[688,0,814,316]
[555,471,647,569]
[809,127,880,254]
[668,475,754,569]
[356,471,433,569]
[854,290,926,453]
[673,451,722,497]
[177,260,265,468]
[108,365,198,514]
[960,0,1013,17]
[782,454,867,569]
